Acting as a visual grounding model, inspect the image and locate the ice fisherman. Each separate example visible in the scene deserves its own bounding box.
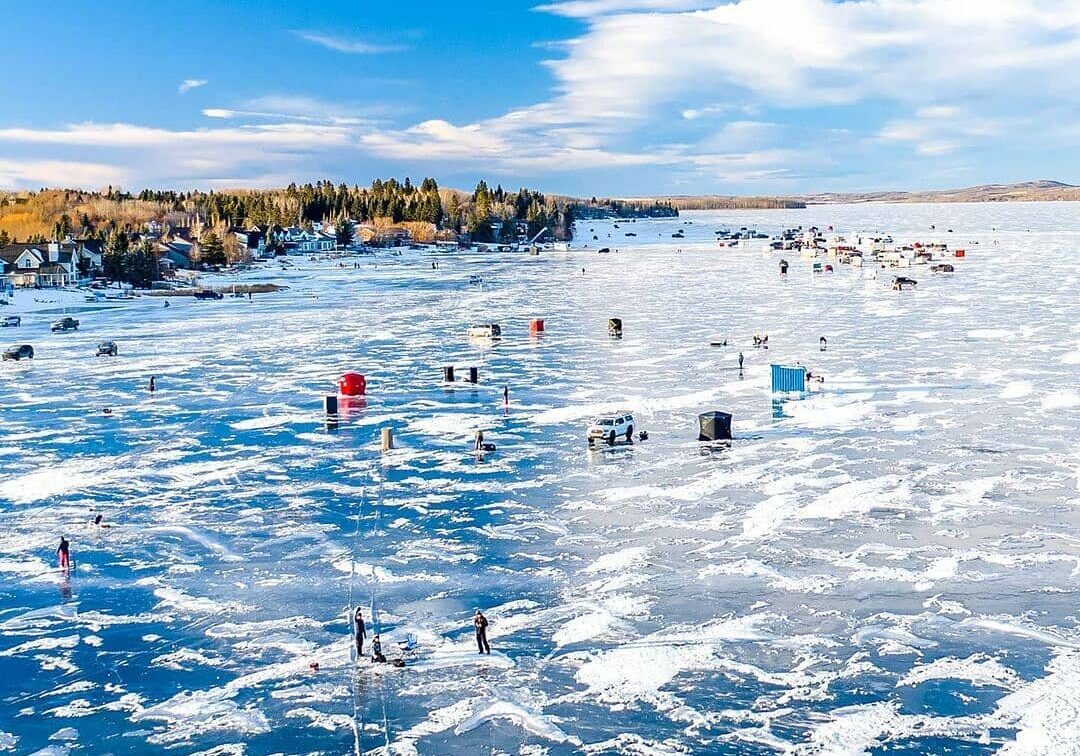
[474,610,491,654]
[354,607,366,656]
[503,386,509,407]
[57,536,71,571]
[820,336,827,351]
[738,351,744,370]
[474,429,485,451]
[371,634,387,663]
[149,375,156,393]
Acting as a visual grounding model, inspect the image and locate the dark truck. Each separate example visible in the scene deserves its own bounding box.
[3,344,34,361]
[51,316,79,332]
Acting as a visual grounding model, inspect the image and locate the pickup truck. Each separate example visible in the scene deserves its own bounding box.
[587,411,635,446]
[51,317,79,332]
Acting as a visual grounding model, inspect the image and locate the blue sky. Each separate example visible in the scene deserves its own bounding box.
[1,0,1078,196]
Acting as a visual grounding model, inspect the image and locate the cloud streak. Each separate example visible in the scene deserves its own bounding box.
[294,30,408,54]
[178,79,208,94]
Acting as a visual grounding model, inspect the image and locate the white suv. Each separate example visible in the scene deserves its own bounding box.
[587,411,635,445]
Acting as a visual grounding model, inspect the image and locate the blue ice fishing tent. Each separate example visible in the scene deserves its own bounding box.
[771,364,807,393]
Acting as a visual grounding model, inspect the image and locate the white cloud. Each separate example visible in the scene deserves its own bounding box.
[357,0,1080,183]
[178,79,208,94]
[535,0,713,17]
[916,105,963,120]
[878,107,1015,156]
[0,122,352,149]
[7,0,1080,191]
[0,158,131,190]
[0,121,353,189]
[294,30,408,54]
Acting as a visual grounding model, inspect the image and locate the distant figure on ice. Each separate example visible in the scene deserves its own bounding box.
[474,429,484,451]
[354,606,366,656]
[474,610,490,654]
[371,634,387,663]
[163,300,170,308]
[148,375,156,393]
[57,536,71,571]
[738,351,744,370]
[503,385,509,407]
[820,336,827,351]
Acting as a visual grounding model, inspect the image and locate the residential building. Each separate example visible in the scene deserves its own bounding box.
[0,242,82,287]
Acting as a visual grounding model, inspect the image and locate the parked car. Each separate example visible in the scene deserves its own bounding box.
[1,315,20,327]
[97,341,118,357]
[3,344,34,361]
[587,411,635,446]
[193,290,223,300]
[51,317,79,332]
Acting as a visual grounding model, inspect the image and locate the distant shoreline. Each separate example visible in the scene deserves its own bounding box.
[608,180,1080,209]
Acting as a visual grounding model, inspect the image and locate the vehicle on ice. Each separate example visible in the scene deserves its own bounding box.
[587,411,635,446]
[467,324,502,339]
[51,317,79,332]
[193,290,224,300]
[3,344,34,361]
[1,315,20,327]
[97,341,118,356]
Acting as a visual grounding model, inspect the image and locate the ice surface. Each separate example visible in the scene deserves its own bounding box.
[1,203,1078,753]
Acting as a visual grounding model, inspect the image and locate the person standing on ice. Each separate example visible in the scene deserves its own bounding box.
[148,375,156,393]
[820,336,827,351]
[503,386,509,407]
[475,429,484,451]
[56,536,71,571]
[474,610,490,654]
[738,352,744,370]
[353,607,366,656]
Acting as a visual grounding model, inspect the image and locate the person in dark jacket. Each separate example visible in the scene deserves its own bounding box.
[474,610,490,654]
[738,351,744,370]
[820,336,827,351]
[57,536,70,571]
[371,634,386,663]
[354,607,366,656]
[149,375,156,393]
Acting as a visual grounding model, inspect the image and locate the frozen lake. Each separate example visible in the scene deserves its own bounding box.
[1,202,1078,755]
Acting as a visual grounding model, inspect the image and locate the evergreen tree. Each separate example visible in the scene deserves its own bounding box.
[200,232,226,266]
[335,219,355,248]
[103,230,129,281]
[127,239,159,288]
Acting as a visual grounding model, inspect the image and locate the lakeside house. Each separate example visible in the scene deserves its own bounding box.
[291,228,336,253]
[230,226,268,259]
[0,241,85,287]
[155,238,195,272]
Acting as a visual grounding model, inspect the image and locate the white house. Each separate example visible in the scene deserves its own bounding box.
[0,242,82,287]
[290,228,335,253]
